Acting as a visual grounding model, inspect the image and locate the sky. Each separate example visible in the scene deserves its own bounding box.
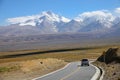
[0,0,120,26]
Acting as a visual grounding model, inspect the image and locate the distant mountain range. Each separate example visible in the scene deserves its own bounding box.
[0,11,120,37]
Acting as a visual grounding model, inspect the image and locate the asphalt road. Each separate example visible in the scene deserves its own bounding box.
[34,62,96,80]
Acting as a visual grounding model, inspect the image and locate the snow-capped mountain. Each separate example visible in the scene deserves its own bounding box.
[8,11,70,26]
[59,19,82,32]
[75,11,116,32]
[0,11,120,37]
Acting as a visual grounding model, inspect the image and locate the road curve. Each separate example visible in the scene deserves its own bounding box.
[33,62,96,80]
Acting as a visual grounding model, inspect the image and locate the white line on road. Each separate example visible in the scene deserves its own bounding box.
[32,63,71,80]
[90,64,100,80]
[32,61,100,80]
[99,67,105,80]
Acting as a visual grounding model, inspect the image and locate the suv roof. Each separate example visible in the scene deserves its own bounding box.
[81,59,88,61]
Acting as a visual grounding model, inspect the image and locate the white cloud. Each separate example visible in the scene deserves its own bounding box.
[7,15,40,24]
[74,10,116,28]
[75,10,115,22]
[115,7,120,14]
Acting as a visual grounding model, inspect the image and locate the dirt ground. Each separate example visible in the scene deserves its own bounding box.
[93,61,120,80]
[0,58,67,80]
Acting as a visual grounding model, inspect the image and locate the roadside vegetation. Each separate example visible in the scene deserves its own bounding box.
[0,45,120,80]
[1,45,120,63]
[0,66,20,72]
[0,58,67,80]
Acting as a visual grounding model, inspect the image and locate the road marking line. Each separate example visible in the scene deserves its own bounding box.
[99,67,105,80]
[32,63,71,80]
[90,64,100,80]
[60,67,80,80]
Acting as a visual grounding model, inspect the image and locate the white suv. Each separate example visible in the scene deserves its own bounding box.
[81,59,89,66]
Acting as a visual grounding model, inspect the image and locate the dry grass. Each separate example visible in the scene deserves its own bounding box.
[0,58,67,80]
[0,49,42,56]
[0,45,120,63]
[20,58,66,72]
[93,61,120,80]
[0,45,120,80]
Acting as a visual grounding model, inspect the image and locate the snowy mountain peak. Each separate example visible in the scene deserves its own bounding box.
[5,10,120,35]
[41,11,53,15]
[41,11,56,17]
[40,11,70,23]
[8,11,70,26]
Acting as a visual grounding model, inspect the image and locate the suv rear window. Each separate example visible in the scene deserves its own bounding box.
[82,59,88,61]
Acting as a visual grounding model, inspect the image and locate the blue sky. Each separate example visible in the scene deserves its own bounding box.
[0,0,120,26]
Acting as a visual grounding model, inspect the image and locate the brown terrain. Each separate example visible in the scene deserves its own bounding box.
[93,48,120,80]
[0,58,67,80]
[0,45,120,80]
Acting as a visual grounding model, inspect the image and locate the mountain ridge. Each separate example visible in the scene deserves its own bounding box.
[0,11,120,37]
